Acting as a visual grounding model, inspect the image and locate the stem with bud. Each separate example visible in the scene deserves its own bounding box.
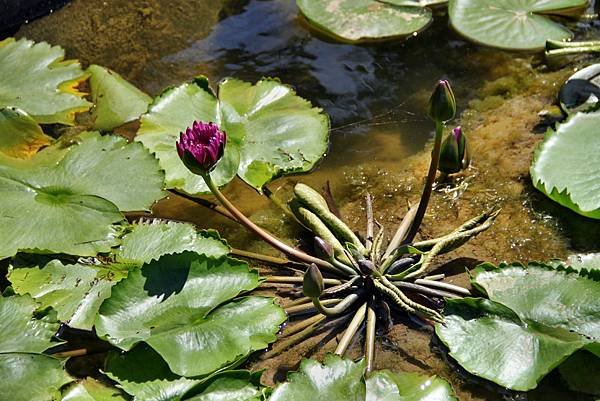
[201,173,339,273]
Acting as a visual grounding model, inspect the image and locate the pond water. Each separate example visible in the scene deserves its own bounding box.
[16,0,600,399]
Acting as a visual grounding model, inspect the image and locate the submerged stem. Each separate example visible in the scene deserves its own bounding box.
[266,276,342,286]
[365,300,376,374]
[334,303,367,356]
[311,291,363,317]
[365,193,374,251]
[230,248,302,267]
[415,279,471,296]
[285,298,341,315]
[404,120,444,244]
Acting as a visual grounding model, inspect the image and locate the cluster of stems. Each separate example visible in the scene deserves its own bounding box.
[180,80,497,373]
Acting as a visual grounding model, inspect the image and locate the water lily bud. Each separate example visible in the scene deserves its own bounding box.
[303,264,324,299]
[438,126,470,174]
[314,236,334,260]
[176,121,226,175]
[427,80,456,123]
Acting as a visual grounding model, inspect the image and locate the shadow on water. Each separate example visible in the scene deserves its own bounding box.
[16,0,600,399]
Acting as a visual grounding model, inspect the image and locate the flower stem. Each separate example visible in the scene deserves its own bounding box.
[202,173,338,272]
[334,303,367,356]
[404,120,444,244]
[365,193,374,251]
[169,189,237,222]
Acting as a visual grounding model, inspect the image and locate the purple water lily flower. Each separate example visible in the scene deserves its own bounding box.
[176,121,226,175]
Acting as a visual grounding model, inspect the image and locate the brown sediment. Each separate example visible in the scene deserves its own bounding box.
[17,0,230,93]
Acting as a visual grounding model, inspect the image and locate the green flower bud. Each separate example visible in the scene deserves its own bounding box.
[303,264,324,299]
[427,80,456,123]
[438,126,470,174]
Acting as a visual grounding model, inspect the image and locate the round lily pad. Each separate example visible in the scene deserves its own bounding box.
[437,262,600,391]
[448,0,587,51]
[0,37,90,125]
[530,111,600,218]
[96,252,286,377]
[0,131,165,259]
[268,354,457,400]
[136,77,329,194]
[296,0,432,43]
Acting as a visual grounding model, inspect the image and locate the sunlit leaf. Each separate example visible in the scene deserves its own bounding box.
[365,371,458,401]
[61,378,128,401]
[448,0,587,51]
[296,0,432,43]
[136,77,329,193]
[105,344,205,401]
[269,354,457,401]
[0,37,90,124]
[8,259,130,330]
[436,262,600,391]
[0,294,73,401]
[0,107,52,158]
[96,252,286,376]
[116,220,229,264]
[88,64,152,131]
[106,345,262,401]
[531,111,600,218]
[0,131,165,259]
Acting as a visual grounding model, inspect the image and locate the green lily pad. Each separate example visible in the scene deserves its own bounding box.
[105,344,262,401]
[531,111,600,218]
[1,353,72,401]
[437,262,600,391]
[0,107,52,158]
[0,294,73,401]
[96,252,286,377]
[88,64,152,131]
[0,37,90,124]
[61,378,128,401]
[448,0,587,51]
[269,354,456,401]
[365,371,457,401]
[136,77,329,194]
[105,344,206,401]
[0,131,165,259]
[8,259,130,330]
[116,220,229,264]
[296,0,432,43]
[472,262,600,339]
[0,294,60,353]
[567,253,600,271]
